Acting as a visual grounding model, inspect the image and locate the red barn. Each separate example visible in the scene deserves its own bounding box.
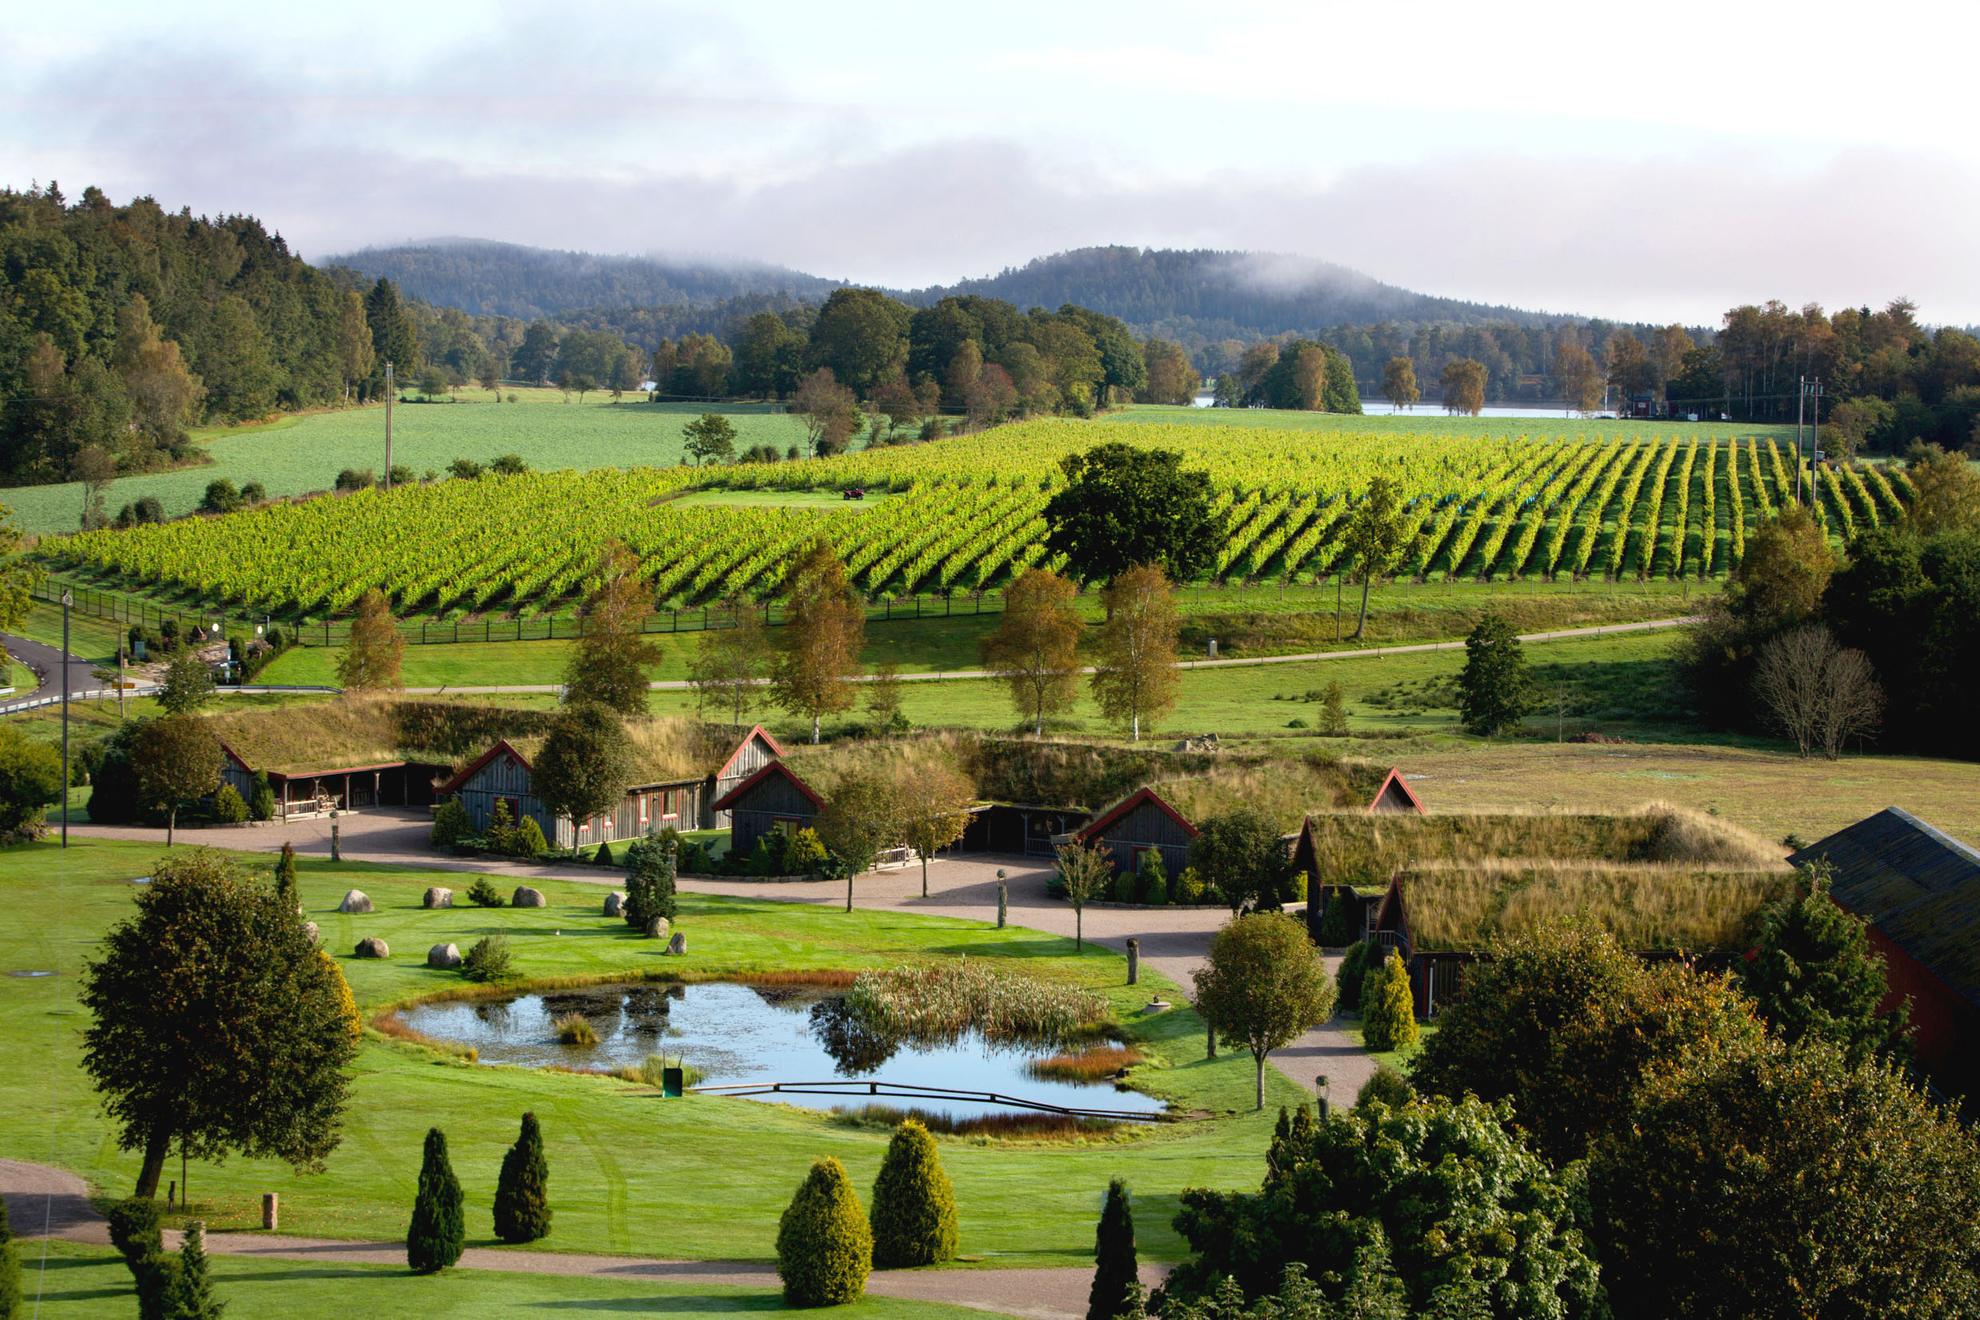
[1791,808,1980,1104]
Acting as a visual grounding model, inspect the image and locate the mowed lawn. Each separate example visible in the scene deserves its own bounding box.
[4,839,1287,1269]
[255,578,1700,688]
[23,1239,986,1318]
[1,394,809,535]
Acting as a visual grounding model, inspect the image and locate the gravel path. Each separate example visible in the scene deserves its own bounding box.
[0,1157,1155,1317]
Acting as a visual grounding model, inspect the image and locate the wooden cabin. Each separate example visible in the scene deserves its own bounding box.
[1791,808,1980,1103]
[711,725,784,827]
[438,724,773,850]
[1301,768,1426,943]
[220,744,449,819]
[958,802,1089,858]
[710,760,825,856]
[1069,785,1198,880]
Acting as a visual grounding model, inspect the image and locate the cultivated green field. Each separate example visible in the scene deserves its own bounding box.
[3,839,1287,1278]
[1105,404,1798,441]
[1,392,809,537]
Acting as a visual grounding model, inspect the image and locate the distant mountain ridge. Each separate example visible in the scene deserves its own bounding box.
[330,239,1572,341]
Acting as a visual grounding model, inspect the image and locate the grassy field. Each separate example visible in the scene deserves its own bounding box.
[251,578,1700,688]
[1,394,810,537]
[22,1239,984,1318]
[3,838,1291,1277]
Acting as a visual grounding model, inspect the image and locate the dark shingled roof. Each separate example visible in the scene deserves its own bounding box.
[1790,807,1980,1010]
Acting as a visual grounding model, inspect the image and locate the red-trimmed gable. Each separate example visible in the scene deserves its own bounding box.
[1367,768,1425,815]
[1074,785,1199,844]
[710,759,823,813]
[437,738,533,797]
[715,724,785,781]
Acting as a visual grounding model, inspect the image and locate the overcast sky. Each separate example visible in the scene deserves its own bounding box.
[7,0,1978,324]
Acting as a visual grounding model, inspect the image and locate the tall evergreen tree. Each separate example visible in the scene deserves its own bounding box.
[406,1128,465,1274]
[1457,612,1533,736]
[363,278,419,386]
[1088,1178,1138,1320]
[492,1112,552,1244]
[273,841,300,914]
[161,1221,223,1319]
[1739,864,1908,1064]
[622,836,678,932]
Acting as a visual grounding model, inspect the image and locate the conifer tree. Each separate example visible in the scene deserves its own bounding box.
[622,837,677,932]
[776,1157,872,1307]
[406,1128,465,1273]
[1088,1178,1138,1320]
[1360,949,1420,1053]
[493,1112,552,1244]
[869,1120,959,1268]
[273,841,300,914]
[161,1221,223,1319]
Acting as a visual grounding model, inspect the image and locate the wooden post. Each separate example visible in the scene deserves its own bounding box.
[1126,938,1139,985]
[996,871,1007,929]
[329,809,341,862]
[263,1192,278,1231]
[1206,1019,1217,1059]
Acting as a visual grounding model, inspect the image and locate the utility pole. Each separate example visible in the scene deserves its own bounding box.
[60,589,71,849]
[383,360,394,491]
[1794,375,1807,506]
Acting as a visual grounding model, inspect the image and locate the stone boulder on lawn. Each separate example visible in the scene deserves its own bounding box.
[427,943,462,969]
[422,886,453,909]
[512,886,546,908]
[337,889,373,914]
[354,936,389,959]
[603,891,626,918]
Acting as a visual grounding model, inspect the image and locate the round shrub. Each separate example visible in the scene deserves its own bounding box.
[511,816,548,858]
[624,836,678,932]
[430,798,471,849]
[1355,1062,1414,1112]
[776,1156,872,1307]
[211,783,249,824]
[493,1111,552,1244]
[869,1120,958,1268]
[1360,949,1419,1053]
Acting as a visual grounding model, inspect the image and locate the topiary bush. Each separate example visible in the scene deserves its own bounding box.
[1143,866,1168,907]
[105,1198,162,1272]
[1360,949,1419,1053]
[430,798,471,850]
[593,839,614,868]
[211,783,249,824]
[466,877,504,908]
[406,1127,465,1273]
[510,816,548,858]
[1336,940,1372,1009]
[461,935,515,983]
[486,798,516,854]
[868,1120,959,1268]
[776,1156,872,1307]
[493,1111,552,1244]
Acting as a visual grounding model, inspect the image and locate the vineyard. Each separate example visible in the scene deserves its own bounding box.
[40,418,1903,620]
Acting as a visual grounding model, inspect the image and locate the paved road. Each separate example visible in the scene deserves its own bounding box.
[75,809,1372,1103]
[396,616,1699,696]
[0,630,99,703]
[0,1158,1150,1318]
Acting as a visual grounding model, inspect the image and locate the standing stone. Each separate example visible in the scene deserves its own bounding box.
[355,936,389,959]
[422,886,453,909]
[644,916,670,940]
[427,943,462,969]
[996,869,1007,929]
[303,921,319,943]
[1126,938,1140,986]
[603,891,626,918]
[512,886,546,908]
[665,931,686,956]
[337,889,372,914]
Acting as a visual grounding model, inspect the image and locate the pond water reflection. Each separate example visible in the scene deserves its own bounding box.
[398,981,1164,1121]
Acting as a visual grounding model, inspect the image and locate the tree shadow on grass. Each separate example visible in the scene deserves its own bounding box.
[525,1298,783,1314]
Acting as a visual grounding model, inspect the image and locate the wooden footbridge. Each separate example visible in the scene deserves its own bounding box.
[688,1078,1163,1122]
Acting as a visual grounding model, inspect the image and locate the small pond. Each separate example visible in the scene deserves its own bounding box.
[398,981,1165,1122]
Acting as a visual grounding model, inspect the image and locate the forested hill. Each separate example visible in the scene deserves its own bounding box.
[328,239,843,320]
[910,247,1559,341]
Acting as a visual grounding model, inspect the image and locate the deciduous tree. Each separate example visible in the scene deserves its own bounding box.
[772,540,865,743]
[688,598,763,726]
[564,541,661,714]
[1339,476,1417,641]
[980,567,1084,735]
[893,759,973,898]
[1439,358,1487,415]
[1090,563,1179,741]
[337,588,404,691]
[682,413,738,466]
[1752,624,1882,758]
[1555,344,1604,415]
[817,769,898,907]
[1188,809,1295,914]
[132,715,220,845]
[1193,911,1337,1108]
[80,850,357,1198]
[1043,444,1221,585]
[531,702,635,855]
[1380,356,1419,410]
[157,649,216,714]
[1054,841,1113,951]
[1904,441,1980,534]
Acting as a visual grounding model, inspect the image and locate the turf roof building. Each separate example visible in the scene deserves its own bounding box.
[1790,808,1980,1101]
[1300,768,1426,945]
[709,759,825,857]
[1067,785,1199,880]
[440,724,782,851]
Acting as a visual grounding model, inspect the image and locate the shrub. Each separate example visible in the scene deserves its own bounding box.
[553,1013,598,1046]
[1089,1178,1138,1320]
[465,876,504,907]
[248,770,275,821]
[106,1197,162,1273]
[493,1112,552,1244]
[161,1221,221,1320]
[1134,847,1166,904]
[448,457,484,480]
[461,936,514,983]
[0,1191,20,1320]
[334,467,376,492]
[1173,866,1205,904]
[623,836,678,931]
[510,816,548,858]
[787,827,829,874]
[211,782,249,824]
[593,839,614,867]
[1314,894,1355,945]
[486,798,516,853]
[200,478,242,514]
[1111,866,1137,903]
[430,798,471,849]
[240,480,266,505]
[1360,949,1418,1053]
[1336,940,1372,1008]
[776,1157,872,1307]
[1355,1063,1413,1112]
[869,1120,959,1268]
[489,453,527,475]
[1143,866,1168,907]
[406,1128,465,1273]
